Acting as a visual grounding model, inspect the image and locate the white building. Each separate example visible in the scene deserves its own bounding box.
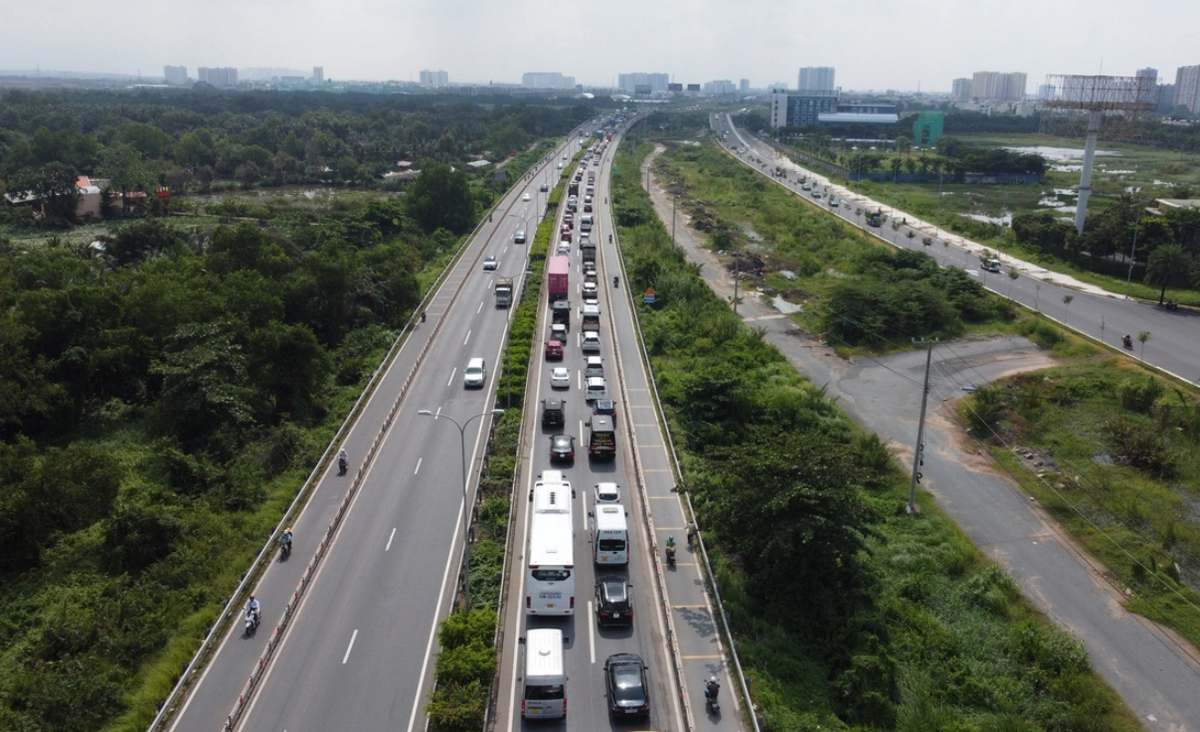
[522,72,575,90]
[420,69,449,87]
[312,66,324,84]
[1174,65,1200,114]
[163,65,188,85]
[798,67,835,92]
[197,67,238,87]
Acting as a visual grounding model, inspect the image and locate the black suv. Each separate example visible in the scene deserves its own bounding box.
[595,576,633,627]
[541,398,565,428]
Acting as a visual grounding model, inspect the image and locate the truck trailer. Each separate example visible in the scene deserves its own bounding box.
[495,277,514,308]
[547,255,570,302]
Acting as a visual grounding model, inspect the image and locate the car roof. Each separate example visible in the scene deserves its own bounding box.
[543,398,563,408]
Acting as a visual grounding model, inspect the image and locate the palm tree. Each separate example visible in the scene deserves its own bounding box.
[1138,331,1151,359]
[1063,294,1074,320]
[1008,269,1020,297]
[1144,244,1193,305]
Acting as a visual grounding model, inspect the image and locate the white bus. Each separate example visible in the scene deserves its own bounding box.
[526,480,575,615]
[592,503,629,565]
[521,628,567,718]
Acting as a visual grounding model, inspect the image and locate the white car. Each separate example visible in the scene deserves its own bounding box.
[581,332,601,354]
[550,367,571,389]
[482,256,498,271]
[522,193,531,201]
[557,241,572,255]
[595,481,621,504]
[581,281,598,298]
[584,375,607,401]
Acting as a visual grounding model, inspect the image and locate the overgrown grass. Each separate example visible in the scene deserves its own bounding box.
[612,128,1143,732]
[962,358,1200,649]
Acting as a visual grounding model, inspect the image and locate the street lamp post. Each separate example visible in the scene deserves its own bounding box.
[417,408,505,609]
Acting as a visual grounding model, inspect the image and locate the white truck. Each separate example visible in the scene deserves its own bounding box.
[495,277,514,307]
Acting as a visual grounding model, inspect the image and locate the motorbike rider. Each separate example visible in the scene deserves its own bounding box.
[280,527,293,553]
[609,233,613,244]
[338,447,349,472]
[613,275,619,287]
[1123,334,1133,348]
[245,595,261,624]
[705,676,720,705]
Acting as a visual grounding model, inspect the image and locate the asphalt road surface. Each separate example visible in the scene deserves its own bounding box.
[713,114,1200,387]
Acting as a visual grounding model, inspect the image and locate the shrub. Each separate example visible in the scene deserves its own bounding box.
[1118,376,1164,414]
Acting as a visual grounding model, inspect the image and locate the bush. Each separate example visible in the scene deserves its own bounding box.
[1118,376,1164,414]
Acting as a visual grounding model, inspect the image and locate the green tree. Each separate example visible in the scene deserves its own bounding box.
[97,143,156,201]
[5,162,81,227]
[405,161,474,235]
[1144,243,1193,304]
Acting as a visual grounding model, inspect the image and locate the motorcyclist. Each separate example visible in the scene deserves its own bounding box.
[665,535,676,563]
[609,233,613,244]
[686,521,697,548]
[705,676,720,705]
[280,527,293,553]
[1123,334,1133,348]
[613,275,619,287]
[245,595,261,624]
[338,448,349,474]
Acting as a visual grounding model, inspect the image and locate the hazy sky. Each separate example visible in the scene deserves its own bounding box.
[2,0,1197,92]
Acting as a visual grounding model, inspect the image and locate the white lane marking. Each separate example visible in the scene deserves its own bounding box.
[414,458,422,475]
[446,369,457,387]
[342,629,358,664]
[477,301,483,314]
[576,368,582,391]
[385,528,396,551]
[463,330,472,346]
[588,601,596,664]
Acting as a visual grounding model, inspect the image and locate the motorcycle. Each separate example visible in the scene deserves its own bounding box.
[1122,335,1133,350]
[665,543,676,567]
[613,275,619,288]
[704,681,720,714]
[245,608,261,635]
[280,537,292,560]
[338,454,349,475]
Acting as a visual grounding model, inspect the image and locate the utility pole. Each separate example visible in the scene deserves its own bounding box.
[908,340,936,515]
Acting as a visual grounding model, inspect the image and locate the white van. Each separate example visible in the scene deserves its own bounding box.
[580,214,593,233]
[593,503,629,565]
[522,628,566,719]
[463,358,486,389]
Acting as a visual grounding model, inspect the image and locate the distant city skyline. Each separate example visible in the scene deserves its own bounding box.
[1,0,1197,93]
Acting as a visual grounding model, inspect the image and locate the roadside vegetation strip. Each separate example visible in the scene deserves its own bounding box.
[612,134,1142,731]
[962,357,1200,648]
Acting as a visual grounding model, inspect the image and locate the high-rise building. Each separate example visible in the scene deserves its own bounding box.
[419,69,449,87]
[951,78,972,101]
[197,67,238,87]
[1156,84,1175,113]
[970,71,1027,101]
[1136,67,1158,83]
[1037,84,1056,101]
[704,79,736,95]
[522,72,575,89]
[312,66,324,84]
[163,65,188,85]
[739,78,750,93]
[798,67,835,92]
[1173,65,1200,114]
[770,89,838,128]
[618,72,669,94]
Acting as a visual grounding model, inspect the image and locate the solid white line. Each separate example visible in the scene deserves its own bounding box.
[414,457,422,475]
[588,601,596,664]
[446,369,456,387]
[386,528,396,552]
[342,629,358,664]
[463,330,472,346]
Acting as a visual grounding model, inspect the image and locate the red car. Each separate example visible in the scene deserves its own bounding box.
[560,227,573,243]
[544,340,564,360]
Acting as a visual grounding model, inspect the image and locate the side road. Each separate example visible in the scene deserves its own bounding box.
[642,145,1200,732]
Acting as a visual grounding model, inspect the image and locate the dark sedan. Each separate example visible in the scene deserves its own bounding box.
[549,434,575,463]
[604,653,649,718]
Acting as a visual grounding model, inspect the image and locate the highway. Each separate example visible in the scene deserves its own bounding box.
[493,130,691,732]
[712,113,1200,385]
[166,133,580,732]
